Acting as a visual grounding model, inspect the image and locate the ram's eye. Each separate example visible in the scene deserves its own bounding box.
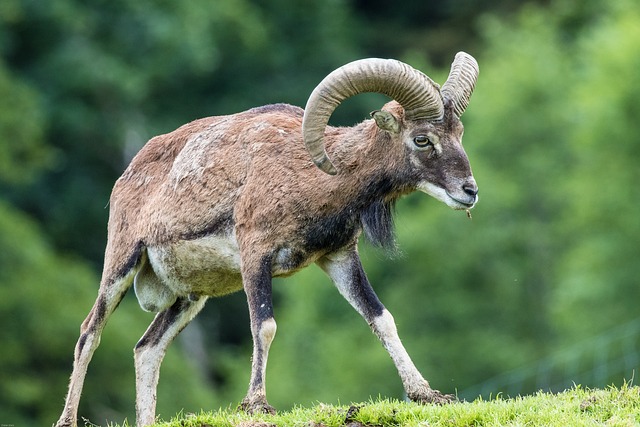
[413,135,432,147]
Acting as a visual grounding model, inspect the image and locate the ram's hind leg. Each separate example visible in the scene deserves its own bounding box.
[55,270,137,427]
[134,296,208,427]
[318,249,456,405]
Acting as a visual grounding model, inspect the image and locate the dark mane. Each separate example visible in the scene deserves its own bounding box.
[360,199,397,253]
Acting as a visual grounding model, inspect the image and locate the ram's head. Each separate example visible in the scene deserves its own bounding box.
[302,52,479,210]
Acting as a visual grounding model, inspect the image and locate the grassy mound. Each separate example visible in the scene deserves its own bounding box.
[117,385,639,427]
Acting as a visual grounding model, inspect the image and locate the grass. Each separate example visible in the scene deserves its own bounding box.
[115,384,640,427]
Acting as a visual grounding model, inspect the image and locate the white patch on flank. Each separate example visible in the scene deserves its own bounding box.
[169,134,210,188]
[168,120,231,189]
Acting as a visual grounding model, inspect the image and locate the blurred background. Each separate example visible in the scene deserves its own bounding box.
[1,0,639,425]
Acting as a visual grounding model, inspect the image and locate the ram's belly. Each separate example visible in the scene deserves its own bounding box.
[147,234,243,298]
[136,231,327,313]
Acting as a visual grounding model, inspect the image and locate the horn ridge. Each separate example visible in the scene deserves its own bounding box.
[441,52,479,118]
[302,58,443,174]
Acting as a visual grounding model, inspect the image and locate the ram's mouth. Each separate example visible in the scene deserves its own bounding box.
[446,192,477,210]
[417,181,477,210]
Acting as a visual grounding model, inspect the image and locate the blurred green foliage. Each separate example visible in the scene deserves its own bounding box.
[1,0,639,425]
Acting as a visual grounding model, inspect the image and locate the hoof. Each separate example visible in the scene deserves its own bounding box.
[239,397,276,415]
[410,389,458,405]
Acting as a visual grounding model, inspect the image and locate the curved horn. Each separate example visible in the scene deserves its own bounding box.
[441,52,479,118]
[302,58,444,175]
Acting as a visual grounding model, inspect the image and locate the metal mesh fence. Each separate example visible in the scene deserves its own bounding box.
[460,318,640,400]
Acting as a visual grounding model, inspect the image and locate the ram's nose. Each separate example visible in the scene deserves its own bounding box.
[462,180,478,198]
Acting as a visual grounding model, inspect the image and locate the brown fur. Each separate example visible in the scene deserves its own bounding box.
[105,103,416,286]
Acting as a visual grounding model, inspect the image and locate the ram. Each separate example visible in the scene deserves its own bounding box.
[56,52,479,427]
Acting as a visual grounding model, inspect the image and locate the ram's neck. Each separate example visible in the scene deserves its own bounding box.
[317,120,412,251]
[324,120,412,201]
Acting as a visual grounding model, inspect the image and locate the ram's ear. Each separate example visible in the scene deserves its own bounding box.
[371,110,401,134]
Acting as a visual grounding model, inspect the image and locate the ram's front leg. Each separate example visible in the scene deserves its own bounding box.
[318,248,456,405]
[239,254,277,414]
